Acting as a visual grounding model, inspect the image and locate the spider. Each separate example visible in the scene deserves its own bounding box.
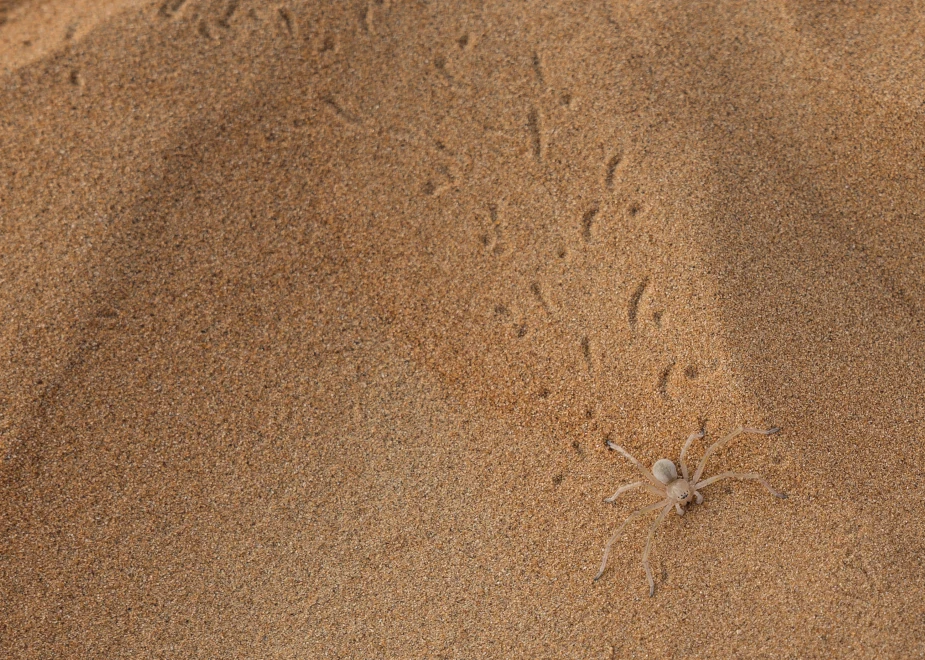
[594,426,786,596]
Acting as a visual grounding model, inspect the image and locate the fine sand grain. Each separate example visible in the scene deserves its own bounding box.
[2,1,925,657]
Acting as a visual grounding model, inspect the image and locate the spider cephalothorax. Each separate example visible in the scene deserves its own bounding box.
[594,427,787,596]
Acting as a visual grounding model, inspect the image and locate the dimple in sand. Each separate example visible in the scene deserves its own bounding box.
[595,427,787,596]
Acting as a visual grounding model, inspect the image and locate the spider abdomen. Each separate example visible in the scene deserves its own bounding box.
[652,458,678,484]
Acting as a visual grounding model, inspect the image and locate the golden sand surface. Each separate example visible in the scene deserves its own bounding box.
[2,1,925,657]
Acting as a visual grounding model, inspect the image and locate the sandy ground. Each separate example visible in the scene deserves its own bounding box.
[2,1,925,657]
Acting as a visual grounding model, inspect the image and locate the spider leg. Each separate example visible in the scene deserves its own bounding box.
[691,427,780,485]
[594,498,670,581]
[674,503,685,516]
[678,429,704,482]
[604,481,644,503]
[642,502,675,597]
[605,482,664,503]
[607,441,662,486]
[695,471,787,499]
[643,484,666,498]
[694,491,703,505]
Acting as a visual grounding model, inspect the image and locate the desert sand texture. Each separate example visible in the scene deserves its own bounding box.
[2,0,925,657]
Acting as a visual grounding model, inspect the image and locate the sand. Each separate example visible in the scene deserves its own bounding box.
[2,0,925,657]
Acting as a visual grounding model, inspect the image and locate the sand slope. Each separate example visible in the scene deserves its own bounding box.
[2,1,924,657]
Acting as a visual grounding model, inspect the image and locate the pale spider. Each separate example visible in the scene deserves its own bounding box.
[594,426,786,596]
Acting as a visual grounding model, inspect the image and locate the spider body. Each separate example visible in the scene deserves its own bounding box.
[594,426,786,596]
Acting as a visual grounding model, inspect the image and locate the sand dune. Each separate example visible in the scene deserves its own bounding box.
[2,1,924,657]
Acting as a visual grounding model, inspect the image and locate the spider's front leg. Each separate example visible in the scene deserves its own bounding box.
[642,501,675,597]
[595,498,671,581]
[695,471,787,499]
